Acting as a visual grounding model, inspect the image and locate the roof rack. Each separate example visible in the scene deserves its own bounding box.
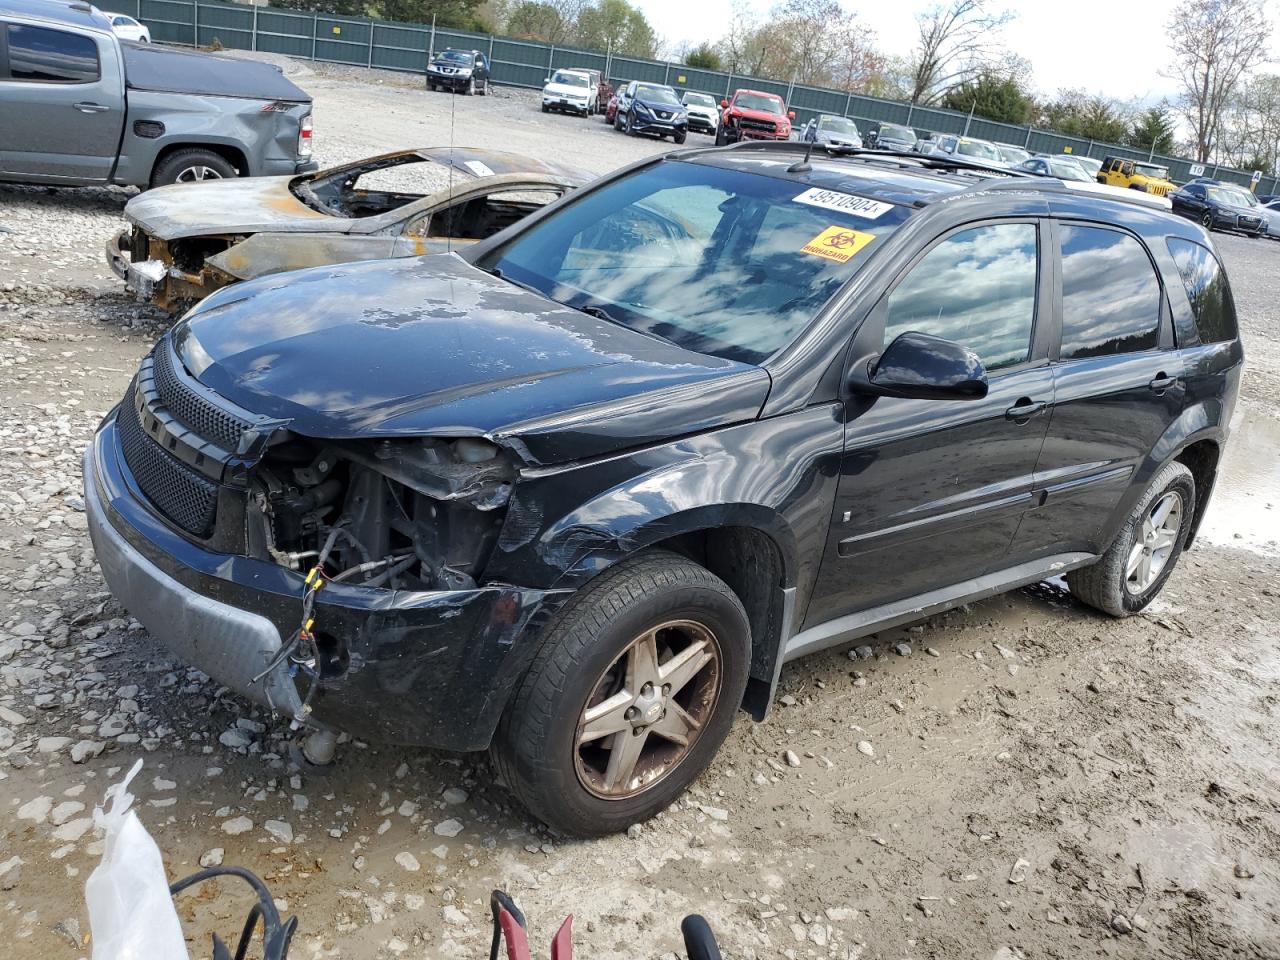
[716,139,1036,178]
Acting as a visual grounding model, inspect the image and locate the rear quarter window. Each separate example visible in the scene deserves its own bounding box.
[1166,237,1238,344]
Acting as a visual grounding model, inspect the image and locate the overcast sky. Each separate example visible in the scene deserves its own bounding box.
[638,0,1280,104]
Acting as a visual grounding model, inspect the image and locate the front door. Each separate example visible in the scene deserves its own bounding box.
[0,23,124,181]
[1012,221,1185,561]
[804,220,1054,629]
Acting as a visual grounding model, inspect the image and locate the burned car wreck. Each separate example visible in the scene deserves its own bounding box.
[87,142,1238,836]
[106,147,589,309]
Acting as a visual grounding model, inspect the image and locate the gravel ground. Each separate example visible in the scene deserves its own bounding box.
[1,58,1279,960]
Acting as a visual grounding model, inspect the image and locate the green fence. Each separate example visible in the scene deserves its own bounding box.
[117,0,1279,196]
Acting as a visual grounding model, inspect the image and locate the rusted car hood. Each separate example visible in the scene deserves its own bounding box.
[125,176,333,240]
[172,254,770,465]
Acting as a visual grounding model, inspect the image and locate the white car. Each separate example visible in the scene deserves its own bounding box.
[681,91,719,135]
[104,11,149,42]
[541,69,594,117]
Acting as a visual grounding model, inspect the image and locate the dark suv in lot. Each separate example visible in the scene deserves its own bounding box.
[86,143,1242,836]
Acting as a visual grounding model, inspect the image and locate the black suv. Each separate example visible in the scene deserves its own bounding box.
[426,48,490,95]
[85,143,1242,836]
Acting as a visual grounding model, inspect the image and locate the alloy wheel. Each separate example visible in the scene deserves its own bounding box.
[176,166,224,183]
[1201,211,1213,228]
[1124,491,1182,594]
[574,619,722,799]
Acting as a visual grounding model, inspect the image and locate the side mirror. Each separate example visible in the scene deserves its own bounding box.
[720,98,729,109]
[848,332,988,401]
[788,110,796,120]
[544,77,550,83]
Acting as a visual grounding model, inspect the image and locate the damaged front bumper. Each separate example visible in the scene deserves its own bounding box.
[84,418,566,750]
[106,228,237,311]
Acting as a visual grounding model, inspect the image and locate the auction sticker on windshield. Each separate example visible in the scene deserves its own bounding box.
[801,226,875,263]
[793,188,895,219]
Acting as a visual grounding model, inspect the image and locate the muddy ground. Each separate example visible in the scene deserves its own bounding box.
[1,58,1278,960]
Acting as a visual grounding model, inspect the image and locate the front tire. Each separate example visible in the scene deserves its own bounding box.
[624,112,636,136]
[714,126,728,146]
[465,77,475,96]
[1200,211,1213,229]
[1067,461,1195,617]
[150,148,237,188]
[492,551,750,837]
[674,129,687,145]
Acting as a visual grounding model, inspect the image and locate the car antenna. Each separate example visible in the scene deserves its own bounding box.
[446,84,456,256]
[788,139,815,174]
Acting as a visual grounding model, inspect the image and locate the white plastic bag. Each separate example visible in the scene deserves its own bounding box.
[85,759,189,960]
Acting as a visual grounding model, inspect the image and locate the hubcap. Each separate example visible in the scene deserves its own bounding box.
[1125,491,1182,594]
[574,620,721,799]
[176,165,223,183]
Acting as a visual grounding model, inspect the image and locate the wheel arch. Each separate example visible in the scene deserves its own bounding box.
[151,141,249,180]
[1121,402,1226,551]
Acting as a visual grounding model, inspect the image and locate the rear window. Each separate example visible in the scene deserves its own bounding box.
[480,160,911,363]
[5,24,100,83]
[1167,238,1237,344]
[1059,225,1161,359]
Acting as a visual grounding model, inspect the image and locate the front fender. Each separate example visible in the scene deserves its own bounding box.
[487,405,845,605]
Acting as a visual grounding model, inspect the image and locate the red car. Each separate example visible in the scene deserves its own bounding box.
[603,83,625,125]
[715,89,794,144]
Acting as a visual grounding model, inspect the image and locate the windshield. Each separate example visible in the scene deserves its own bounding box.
[635,84,681,105]
[734,92,784,114]
[998,146,1030,163]
[439,50,471,64]
[878,124,914,142]
[1135,163,1169,180]
[684,92,716,107]
[956,140,1002,161]
[819,116,859,135]
[479,160,910,363]
[1047,158,1090,181]
[1207,186,1253,206]
[552,71,590,87]
[1073,156,1102,173]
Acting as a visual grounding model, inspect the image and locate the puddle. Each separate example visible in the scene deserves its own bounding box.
[1197,409,1280,555]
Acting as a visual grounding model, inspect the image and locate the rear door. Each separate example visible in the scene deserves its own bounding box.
[803,219,1055,628]
[0,21,124,181]
[1010,221,1184,561]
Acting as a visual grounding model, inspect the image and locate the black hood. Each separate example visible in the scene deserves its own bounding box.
[172,255,770,465]
[123,44,311,102]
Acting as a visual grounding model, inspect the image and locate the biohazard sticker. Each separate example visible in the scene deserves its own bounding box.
[793,187,895,219]
[800,226,876,263]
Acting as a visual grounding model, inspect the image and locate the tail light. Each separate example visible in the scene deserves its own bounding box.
[298,114,314,159]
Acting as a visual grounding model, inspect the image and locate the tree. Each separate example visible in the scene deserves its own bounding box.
[940,71,1035,124]
[574,0,656,57]
[1215,73,1280,172]
[908,0,1014,104]
[714,0,885,92]
[275,0,486,27]
[684,41,723,71]
[504,0,583,42]
[1167,0,1272,163]
[1039,90,1131,143]
[1126,106,1177,155]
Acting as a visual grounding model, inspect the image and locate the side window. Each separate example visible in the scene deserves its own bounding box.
[1059,225,1161,360]
[5,24,100,83]
[884,222,1038,372]
[1167,238,1237,344]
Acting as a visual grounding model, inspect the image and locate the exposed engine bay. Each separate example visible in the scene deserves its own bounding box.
[247,432,516,593]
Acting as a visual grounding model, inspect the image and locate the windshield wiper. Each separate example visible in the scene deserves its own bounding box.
[576,303,623,326]
[485,265,545,298]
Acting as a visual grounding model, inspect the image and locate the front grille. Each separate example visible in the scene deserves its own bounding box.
[738,117,779,134]
[153,344,251,454]
[118,385,218,538]
[1239,215,1261,229]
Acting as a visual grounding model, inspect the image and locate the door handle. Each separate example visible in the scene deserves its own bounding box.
[73,101,110,113]
[1005,398,1047,421]
[1148,373,1178,393]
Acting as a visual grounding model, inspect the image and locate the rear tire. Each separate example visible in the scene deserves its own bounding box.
[149,148,237,188]
[1067,460,1195,617]
[491,551,750,837]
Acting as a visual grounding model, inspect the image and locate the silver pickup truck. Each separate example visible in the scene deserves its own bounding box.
[0,0,317,188]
